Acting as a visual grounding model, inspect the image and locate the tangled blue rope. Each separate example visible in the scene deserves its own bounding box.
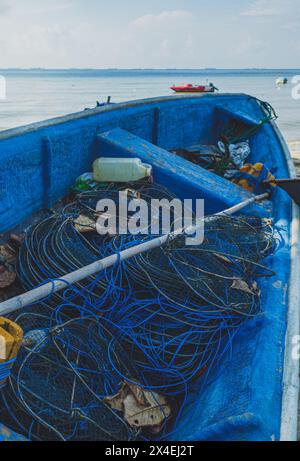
[0,185,279,441]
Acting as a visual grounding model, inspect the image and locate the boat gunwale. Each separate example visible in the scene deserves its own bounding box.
[0,93,254,141]
[271,120,300,441]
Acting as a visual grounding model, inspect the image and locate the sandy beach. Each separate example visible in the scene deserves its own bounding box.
[288,142,300,176]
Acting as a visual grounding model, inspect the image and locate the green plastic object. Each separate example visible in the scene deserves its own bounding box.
[72,173,98,192]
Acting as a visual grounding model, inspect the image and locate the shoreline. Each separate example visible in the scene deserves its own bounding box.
[287,141,300,176]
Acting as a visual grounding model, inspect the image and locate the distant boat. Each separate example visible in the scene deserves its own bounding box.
[171,82,218,93]
[276,77,288,86]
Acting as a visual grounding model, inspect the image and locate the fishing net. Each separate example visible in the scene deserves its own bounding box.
[1,310,137,441]
[0,184,278,441]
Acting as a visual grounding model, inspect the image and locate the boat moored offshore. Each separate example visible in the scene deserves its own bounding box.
[170,82,218,93]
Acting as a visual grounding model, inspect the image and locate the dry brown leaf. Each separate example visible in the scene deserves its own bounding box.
[122,189,141,199]
[74,215,96,233]
[105,382,171,431]
[231,279,255,295]
[123,393,171,428]
[105,383,128,412]
[126,382,148,406]
[0,267,16,289]
[0,245,16,264]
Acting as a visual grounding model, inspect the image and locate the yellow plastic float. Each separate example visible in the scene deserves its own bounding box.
[0,318,23,389]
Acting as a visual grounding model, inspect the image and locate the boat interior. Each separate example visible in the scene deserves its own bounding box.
[0,94,296,440]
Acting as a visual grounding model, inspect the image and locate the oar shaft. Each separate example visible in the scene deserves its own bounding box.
[0,193,269,316]
[215,193,270,216]
[0,235,168,316]
[264,179,298,184]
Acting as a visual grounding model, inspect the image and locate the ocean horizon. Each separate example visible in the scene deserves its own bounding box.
[1,68,300,76]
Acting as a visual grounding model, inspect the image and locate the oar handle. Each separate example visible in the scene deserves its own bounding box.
[263,178,300,185]
[263,178,300,206]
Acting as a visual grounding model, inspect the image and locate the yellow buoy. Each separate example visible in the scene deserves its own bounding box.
[0,318,23,388]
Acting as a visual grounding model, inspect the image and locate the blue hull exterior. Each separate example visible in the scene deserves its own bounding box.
[0,94,298,441]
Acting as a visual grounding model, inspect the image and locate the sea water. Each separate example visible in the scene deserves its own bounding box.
[0,69,300,159]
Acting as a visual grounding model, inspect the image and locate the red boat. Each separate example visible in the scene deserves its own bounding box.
[170,83,218,93]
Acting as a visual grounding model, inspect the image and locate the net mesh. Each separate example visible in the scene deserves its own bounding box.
[0,184,278,441]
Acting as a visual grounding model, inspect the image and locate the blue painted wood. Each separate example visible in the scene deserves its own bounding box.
[0,424,27,441]
[0,94,294,441]
[0,94,274,231]
[97,127,269,216]
[152,107,160,145]
[41,137,53,209]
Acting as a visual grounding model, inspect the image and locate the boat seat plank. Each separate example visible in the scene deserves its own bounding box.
[97,127,271,216]
[214,105,263,127]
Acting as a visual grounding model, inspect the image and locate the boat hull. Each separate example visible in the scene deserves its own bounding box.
[171,86,215,93]
[0,94,298,441]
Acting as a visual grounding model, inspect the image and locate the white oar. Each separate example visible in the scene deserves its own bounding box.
[0,193,269,316]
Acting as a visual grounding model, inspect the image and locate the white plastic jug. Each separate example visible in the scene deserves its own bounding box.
[93,158,152,183]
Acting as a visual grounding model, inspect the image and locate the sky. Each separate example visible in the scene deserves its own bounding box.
[0,0,299,69]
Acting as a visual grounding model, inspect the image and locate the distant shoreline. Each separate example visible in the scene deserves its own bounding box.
[1,68,300,74]
[0,69,299,81]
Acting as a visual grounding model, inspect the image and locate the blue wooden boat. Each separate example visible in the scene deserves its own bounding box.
[0,94,299,441]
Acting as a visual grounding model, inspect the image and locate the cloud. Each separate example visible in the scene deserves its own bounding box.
[241,0,297,17]
[0,2,299,69]
[35,1,74,14]
[0,0,11,15]
[0,6,196,68]
[124,10,197,67]
[130,10,193,28]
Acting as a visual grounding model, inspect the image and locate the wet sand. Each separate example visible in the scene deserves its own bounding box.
[288,141,300,176]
